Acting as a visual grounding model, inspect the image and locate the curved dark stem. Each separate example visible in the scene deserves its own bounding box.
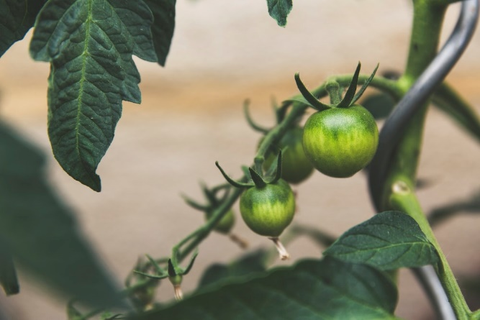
[368,1,479,320]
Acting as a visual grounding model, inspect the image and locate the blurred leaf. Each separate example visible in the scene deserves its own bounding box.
[324,211,439,270]
[29,0,157,191]
[0,242,19,295]
[428,189,480,227]
[0,121,123,308]
[144,0,176,66]
[198,249,267,288]
[432,82,480,143]
[267,0,292,27]
[361,92,396,120]
[134,257,398,320]
[0,0,46,56]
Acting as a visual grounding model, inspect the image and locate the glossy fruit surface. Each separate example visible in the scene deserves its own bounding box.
[263,126,314,184]
[207,209,235,234]
[239,179,295,237]
[303,105,378,178]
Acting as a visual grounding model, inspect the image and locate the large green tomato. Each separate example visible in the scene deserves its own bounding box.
[263,126,314,184]
[239,179,295,237]
[303,105,378,178]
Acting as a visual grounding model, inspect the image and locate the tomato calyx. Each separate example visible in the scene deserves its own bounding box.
[216,149,284,189]
[294,62,379,111]
[132,250,198,301]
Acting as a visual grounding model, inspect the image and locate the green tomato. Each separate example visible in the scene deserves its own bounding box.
[303,105,379,178]
[206,209,235,234]
[263,126,314,184]
[239,179,295,237]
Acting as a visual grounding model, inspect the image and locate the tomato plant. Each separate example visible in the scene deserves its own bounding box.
[1,0,480,320]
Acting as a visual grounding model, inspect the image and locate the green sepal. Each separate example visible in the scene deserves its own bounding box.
[132,270,167,280]
[181,194,208,211]
[215,162,254,189]
[268,149,283,184]
[183,249,199,275]
[294,74,330,111]
[244,100,269,134]
[248,168,267,189]
[200,181,217,206]
[352,63,379,105]
[167,259,179,277]
[337,62,361,108]
[146,254,167,276]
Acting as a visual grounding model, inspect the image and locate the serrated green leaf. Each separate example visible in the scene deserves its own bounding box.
[324,211,439,270]
[29,0,157,191]
[0,0,46,56]
[198,249,267,287]
[144,0,176,66]
[0,242,19,296]
[267,0,292,27]
[0,120,123,308]
[134,257,398,320]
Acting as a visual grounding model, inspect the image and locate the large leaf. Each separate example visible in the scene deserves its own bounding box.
[134,257,398,320]
[267,0,292,27]
[0,0,46,56]
[0,120,123,308]
[198,249,268,288]
[324,211,439,270]
[29,0,157,191]
[144,0,176,66]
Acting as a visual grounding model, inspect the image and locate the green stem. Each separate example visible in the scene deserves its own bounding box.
[389,188,470,319]
[379,1,471,318]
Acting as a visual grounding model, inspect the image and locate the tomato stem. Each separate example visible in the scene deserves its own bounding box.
[269,237,290,261]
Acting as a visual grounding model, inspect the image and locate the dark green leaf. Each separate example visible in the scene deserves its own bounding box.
[135,257,398,320]
[324,211,439,270]
[144,0,176,66]
[0,121,123,308]
[0,242,19,295]
[198,249,267,287]
[361,93,396,120]
[0,0,46,56]
[29,0,157,191]
[267,0,292,27]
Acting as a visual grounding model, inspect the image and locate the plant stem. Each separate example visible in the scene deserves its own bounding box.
[378,1,472,318]
[389,186,470,319]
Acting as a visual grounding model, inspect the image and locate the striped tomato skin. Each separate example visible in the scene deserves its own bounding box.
[303,105,378,178]
[240,179,295,237]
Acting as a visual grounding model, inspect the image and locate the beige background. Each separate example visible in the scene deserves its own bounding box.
[0,0,480,319]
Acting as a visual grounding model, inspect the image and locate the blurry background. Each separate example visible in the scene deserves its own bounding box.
[0,0,480,319]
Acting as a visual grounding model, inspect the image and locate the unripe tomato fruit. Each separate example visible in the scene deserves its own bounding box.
[303,105,378,178]
[207,209,235,234]
[263,126,314,184]
[239,179,295,237]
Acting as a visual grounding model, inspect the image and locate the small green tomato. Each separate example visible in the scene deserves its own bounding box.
[262,126,314,184]
[206,209,235,234]
[239,179,295,238]
[303,105,379,178]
